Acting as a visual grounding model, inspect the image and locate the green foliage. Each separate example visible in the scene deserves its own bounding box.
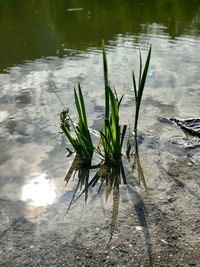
[61,83,94,164]
[102,40,109,120]
[95,42,127,164]
[133,47,151,134]
[97,86,127,163]
[61,42,151,165]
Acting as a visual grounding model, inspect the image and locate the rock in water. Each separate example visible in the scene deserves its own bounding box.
[170,118,200,138]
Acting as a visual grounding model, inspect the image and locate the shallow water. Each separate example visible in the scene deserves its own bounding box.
[0,0,200,265]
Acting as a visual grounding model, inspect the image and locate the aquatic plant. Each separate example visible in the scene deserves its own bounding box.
[60,42,151,164]
[98,87,127,164]
[96,42,127,164]
[97,42,151,163]
[133,46,151,135]
[60,83,94,164]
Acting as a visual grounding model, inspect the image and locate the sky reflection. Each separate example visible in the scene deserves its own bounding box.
[21,173,57,207]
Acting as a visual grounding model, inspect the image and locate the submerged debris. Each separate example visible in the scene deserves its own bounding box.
[170,118,200,139]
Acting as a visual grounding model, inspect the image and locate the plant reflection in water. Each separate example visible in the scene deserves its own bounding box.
[128,136,148,193]
[64,137,147,242]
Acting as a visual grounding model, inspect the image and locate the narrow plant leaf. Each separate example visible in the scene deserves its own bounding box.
[74,88,83,123]
[61,124,75,148]
[138,50,142,88]
[118,94,124,108]
[108,87,119,142]
[78,83,88,127]
[99,128,113,155]
[134,46,151,133]
[138,46,151,103]
[102,40,109,120]
[132,71,138,102]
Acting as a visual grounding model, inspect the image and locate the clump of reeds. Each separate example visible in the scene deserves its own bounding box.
[60,41,151,165]
[60,83,94,164]
[95,42,127,164]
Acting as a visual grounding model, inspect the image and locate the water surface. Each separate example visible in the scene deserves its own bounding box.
[0,0,200,265]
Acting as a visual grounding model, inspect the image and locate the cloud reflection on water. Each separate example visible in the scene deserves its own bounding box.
[21,173,57,207]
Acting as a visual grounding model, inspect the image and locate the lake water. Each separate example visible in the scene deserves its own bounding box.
[0,0,200,265]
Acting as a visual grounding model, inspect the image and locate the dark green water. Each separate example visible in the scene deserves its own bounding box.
[0,0,200,71]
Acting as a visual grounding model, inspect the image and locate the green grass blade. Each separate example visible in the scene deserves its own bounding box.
[118,94,124,108]
[61,124,75,147]
[138,46,151,102]
[102,40,108,88]
[99,128,112,153]
[105,118,115,152]
[134,46,151,133]
[74,88,83,123]
[102,40,109,120]
[132,71,138,102]
[108,87,119,140]
[138,50,142,88]
[78,83,88,127]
